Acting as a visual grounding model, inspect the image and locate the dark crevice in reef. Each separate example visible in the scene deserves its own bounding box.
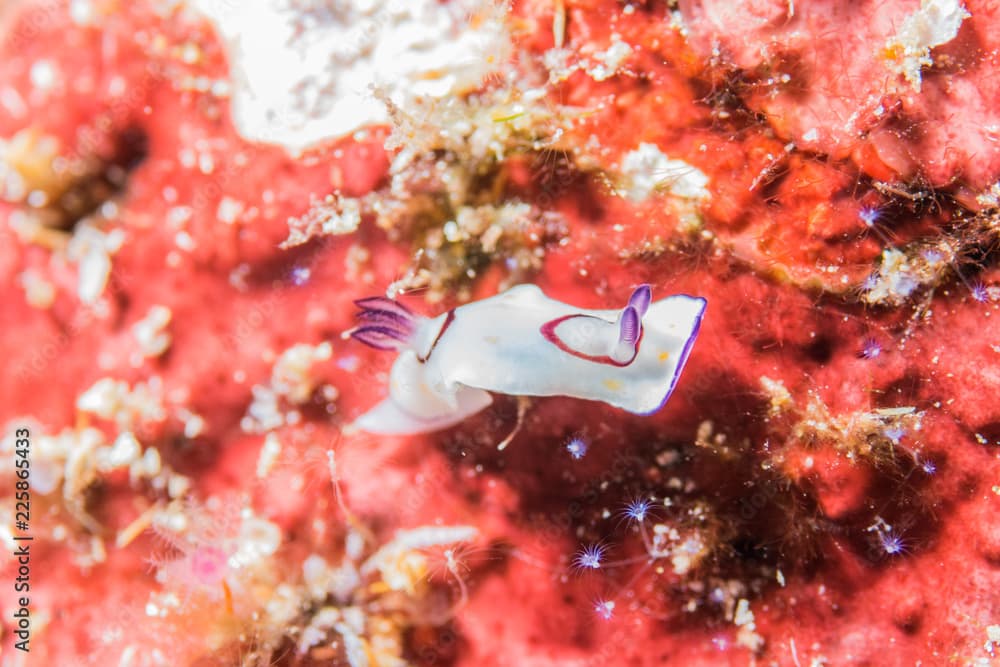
[875,369,931,409]
[242,239,327,290]
[57,124,149,231]
[801,334,835,365]
[973,421,1000,448]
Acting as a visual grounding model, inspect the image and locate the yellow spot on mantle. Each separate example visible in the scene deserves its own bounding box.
[658,351,671,362]
[603,378,623,391]
[484,336,499,344]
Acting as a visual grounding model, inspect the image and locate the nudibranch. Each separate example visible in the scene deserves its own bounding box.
[346,284,706,435]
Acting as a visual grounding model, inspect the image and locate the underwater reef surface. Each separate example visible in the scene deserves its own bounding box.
[0,0,999,665]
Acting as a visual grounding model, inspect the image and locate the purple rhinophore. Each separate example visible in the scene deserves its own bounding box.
[628,284,652,317]
[350,326,408,351]
[350,297,417,351]
[354,296,413,320]
[356,307,414,331]
[618,306,640,345]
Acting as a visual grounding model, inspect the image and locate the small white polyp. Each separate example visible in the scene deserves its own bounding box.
[352,284,706,435]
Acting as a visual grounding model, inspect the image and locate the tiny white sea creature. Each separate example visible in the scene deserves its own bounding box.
[346,284,706,436]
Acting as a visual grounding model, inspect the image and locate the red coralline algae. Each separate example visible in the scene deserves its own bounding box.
[679,0,1000,193]
[1,1,999,666]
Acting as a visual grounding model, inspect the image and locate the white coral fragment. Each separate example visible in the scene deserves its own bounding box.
[98,431,142,471]
[67,222,126,303]
[733,598,765,652]
[18,268,56,309]
[588,36,633,81]
[76,377,167,428]
[862,248,919,305]
[191,0,510,152]
[284,195,362,247]
[233,514,283,566]
[132,305,173,358]
[619,143,710,202]
[885,0,970,92]
[361,525,478,594]
[242,342,336,433]
[256,432,282,479]
[271,342,333,404]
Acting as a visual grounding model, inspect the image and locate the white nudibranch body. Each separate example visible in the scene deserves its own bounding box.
[346,284,706,435]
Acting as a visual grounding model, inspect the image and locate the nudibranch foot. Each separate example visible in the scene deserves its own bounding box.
[346,284,706,436]
[353,380,493,435]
